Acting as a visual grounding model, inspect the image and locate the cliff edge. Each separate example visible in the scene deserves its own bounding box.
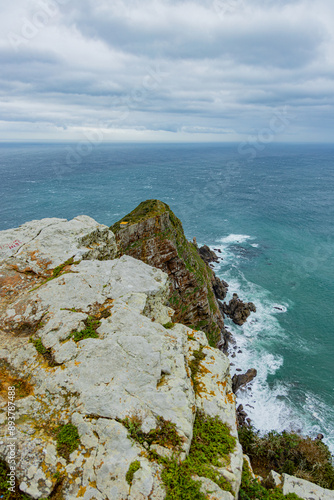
[111,199,226,348]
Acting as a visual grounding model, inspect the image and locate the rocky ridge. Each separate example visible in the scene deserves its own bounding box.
[111,200,227,348]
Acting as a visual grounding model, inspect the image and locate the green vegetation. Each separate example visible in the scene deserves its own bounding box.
[69,316,101,342]
[163,322,174,329]
[0,458,11,500]
[239,459,303,500]
[122,411,235,499]
[239,426,334,490]
[188,347,206,393]
[52,257,77,279]
[126,461,141,486]
[161,411,235,499]
[56,423,80,460]
[29,337,58,367]
[122,415,183,450]
[30,337,47,355]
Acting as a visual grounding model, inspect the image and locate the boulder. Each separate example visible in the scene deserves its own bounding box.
[282,473,334,500]
[232,369,257,393]
[212,276,229,301]
[221,294,256,325]
[264,470,283,489]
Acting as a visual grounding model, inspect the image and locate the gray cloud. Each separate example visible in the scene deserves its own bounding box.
[0,0,333,141]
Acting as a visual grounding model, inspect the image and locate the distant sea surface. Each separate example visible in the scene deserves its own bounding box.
[1,142,333,453]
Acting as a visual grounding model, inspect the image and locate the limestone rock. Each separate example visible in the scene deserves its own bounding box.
[0,215,117,271]
[282,473,334,500]
[264,470,282,489]
[0,215,243,499]
[183,325,243,496]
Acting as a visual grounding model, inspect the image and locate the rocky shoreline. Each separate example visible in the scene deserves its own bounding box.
[0,200,333,500]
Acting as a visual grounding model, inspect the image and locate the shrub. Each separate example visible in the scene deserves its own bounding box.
[238,426,334,490]
[70,316,100,342]
[239,458,303,500]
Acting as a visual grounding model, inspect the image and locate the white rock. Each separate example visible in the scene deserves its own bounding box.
[0,215,246,500]
[0,215,117,270]
[197,476,234,499]
[265,469,282,488]
[282,473,334,500]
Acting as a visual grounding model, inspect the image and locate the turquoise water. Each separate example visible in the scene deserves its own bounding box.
[0,142,333,453]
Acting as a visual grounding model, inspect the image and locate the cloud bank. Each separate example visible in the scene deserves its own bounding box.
[1,0,334,142]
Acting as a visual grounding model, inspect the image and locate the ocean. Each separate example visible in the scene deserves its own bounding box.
[0,142,333,454]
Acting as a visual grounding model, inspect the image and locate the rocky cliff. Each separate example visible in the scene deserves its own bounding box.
[1,206,333,500]
[0,215,243,500]
[111,200,226,348]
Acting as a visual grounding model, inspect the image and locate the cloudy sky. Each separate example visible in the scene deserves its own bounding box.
[1,0,334,142]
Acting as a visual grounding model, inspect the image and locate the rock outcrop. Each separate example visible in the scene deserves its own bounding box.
[198,245,219,265]
[111,200,225,347]
[212,276,229,301]
[265,471,334,500]
[0,216,243,499]
[232,369,257,394]
[221,293,256,326]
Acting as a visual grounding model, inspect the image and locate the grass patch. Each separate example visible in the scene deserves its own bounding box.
[69,316,101,342]
[239,459,303,500]
[56,423,80,461]
[122,415,183,450]
[122,411,235,499]
[126,461,141,486]
[52,257,77,279]
[30,337,47,355]
[161,411,235,499]
[239,426,334,490]
[29,337,59,367]
[188,347,206,393]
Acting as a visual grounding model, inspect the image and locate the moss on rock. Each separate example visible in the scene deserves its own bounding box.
[126,460,141,486]
[56,423,80,461]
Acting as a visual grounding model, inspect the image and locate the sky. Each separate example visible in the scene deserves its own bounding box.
[0,0,334,143]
